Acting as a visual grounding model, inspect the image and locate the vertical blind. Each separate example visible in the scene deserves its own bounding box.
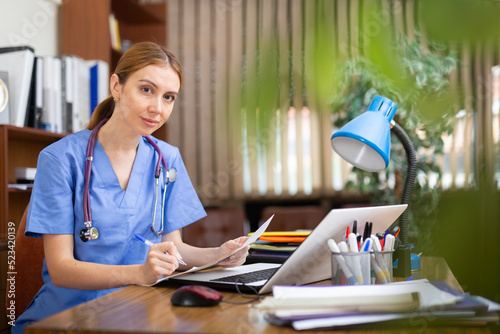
[165,0,494,206]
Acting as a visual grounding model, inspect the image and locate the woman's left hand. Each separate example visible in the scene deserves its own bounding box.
[217,236,250,267]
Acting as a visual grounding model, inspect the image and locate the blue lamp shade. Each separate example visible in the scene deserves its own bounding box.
[331,96,397,172]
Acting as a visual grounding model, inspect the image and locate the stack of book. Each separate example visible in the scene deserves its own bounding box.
[0,46,109,133]
[255,279,500,330]
[246,231,310,264]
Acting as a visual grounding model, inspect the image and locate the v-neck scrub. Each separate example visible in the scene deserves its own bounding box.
[13,130,206,333]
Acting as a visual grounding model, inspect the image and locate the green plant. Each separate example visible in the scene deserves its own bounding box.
[330,36,458,253]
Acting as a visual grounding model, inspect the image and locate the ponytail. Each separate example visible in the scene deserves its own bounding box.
[87,96,115,130]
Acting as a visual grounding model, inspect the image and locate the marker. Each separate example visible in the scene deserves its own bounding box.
[348,233,359,252]
[361,238,372,252]
[384,234,395,251]
[327,239,358,285]
[370,254,388,284]
[347,233,363,284]
[135,234,186,265]
[371,234,391,279]
[382,230,390,250]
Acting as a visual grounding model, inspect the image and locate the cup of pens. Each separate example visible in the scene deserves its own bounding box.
[329,237,372,285]
[331,250,371,285]
[328,230,396,285]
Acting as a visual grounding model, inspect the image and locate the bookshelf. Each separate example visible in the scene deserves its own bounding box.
[0,125,66,240]
[0,125,65,332]
[60,0,168,140]
[61,0,167,72]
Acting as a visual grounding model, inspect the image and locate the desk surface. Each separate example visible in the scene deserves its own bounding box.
[25,257,495,334]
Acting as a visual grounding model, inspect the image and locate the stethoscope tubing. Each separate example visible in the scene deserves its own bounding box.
[82,118,169,240]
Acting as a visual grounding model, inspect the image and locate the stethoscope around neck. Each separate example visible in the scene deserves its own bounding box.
[80,118,177,242]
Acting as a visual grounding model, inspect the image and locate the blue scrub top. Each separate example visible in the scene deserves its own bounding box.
[13,130,206,333]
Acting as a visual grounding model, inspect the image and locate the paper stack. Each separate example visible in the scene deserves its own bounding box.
[256,279,500,330]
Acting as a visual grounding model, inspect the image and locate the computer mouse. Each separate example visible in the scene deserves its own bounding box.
[171,285,223,307]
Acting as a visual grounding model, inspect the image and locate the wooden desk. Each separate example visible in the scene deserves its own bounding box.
[25,257,496,334]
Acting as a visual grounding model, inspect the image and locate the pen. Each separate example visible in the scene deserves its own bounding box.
[344,226,350,242]
[327,239,358,285]
[362,222,369,241]
[135,234,187,265]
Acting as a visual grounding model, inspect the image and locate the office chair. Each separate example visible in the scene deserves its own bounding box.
[181,208,247,247]
[260,205,326,231]
[5,203,44,320]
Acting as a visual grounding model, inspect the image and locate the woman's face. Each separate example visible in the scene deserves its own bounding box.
[111,63,180,137]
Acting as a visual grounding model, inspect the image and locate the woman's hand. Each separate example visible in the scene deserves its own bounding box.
[217,236,250,267]
[139,241,180,284]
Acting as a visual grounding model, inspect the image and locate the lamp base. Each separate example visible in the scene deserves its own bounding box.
[393,246,411,278]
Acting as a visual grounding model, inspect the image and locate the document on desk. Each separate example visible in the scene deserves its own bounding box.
[259,279,500,330]
[147,215,274,285]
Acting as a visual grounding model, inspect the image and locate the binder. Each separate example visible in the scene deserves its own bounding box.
[0,71,10,125]
[60,56,75,133]
[87,60,109,117]
[41,56,62,133]
[74,57,90,131]
[0,46,35,127]
[25,57,43,128]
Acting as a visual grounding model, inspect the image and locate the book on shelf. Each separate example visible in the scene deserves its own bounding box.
[109,13,121,52]
[0,46,35,128]
[0,43,110,133]
[24,54,109,134]
[88,60,110,120]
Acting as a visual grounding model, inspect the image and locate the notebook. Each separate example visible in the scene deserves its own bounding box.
[169,204,407,294]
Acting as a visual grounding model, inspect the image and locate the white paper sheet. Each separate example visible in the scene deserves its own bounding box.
[149,215,274,285]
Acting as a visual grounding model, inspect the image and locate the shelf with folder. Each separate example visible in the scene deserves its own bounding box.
[61,0,168,141]
[0,125,65,241]
[62,0,166,72]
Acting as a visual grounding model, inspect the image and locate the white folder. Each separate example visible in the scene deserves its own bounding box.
[0,46,35,127]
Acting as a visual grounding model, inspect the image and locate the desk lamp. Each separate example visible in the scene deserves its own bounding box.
[330,96,416,277]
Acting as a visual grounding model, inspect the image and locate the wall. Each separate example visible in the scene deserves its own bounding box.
[0,0,59,56]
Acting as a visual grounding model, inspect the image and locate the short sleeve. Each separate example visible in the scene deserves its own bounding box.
[25,150,75,237]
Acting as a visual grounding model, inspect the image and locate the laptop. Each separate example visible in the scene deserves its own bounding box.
[169,204,407,294]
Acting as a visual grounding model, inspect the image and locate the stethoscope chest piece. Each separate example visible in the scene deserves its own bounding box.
[167,168,177,183]
[80,226,99,242]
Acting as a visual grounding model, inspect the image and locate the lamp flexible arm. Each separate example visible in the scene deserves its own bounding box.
[390,122,417,247]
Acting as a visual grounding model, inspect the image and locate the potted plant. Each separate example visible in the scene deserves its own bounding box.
[330,36,458,253]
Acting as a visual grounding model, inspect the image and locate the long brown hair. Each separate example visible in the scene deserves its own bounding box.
[87,42,183,130]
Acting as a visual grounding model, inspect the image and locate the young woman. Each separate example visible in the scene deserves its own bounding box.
[13,42,249,333]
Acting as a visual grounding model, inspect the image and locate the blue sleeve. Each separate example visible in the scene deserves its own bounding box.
[162,146,206,233]
[25,150,76,237]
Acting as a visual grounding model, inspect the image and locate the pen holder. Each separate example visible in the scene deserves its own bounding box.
[370,250,394,284]
[331,252,371,285]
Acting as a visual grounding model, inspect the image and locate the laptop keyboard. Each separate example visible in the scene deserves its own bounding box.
[210,267,279,284]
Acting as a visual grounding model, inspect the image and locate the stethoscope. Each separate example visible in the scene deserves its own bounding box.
[80,118,177,242]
